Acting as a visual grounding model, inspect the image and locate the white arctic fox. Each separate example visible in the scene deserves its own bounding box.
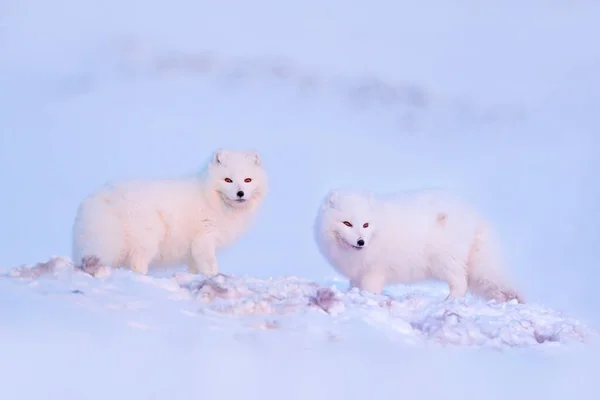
[313,189,524,303]
[72,149,268,275]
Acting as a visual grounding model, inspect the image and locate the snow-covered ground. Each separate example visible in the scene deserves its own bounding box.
[2,0,600,399]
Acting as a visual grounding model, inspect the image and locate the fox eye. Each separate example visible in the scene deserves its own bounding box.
[244,178,252,183]
[343,221,352,227]
[363,223,369,228]
[224,178,233,183]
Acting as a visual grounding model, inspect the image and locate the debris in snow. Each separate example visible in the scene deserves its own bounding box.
[6,255,111,280]
[7,256,74,279]
[309,287,345,315]
[77,255,112,278]
[533,330,561,344]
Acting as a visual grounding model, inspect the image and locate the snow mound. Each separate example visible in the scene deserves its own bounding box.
[5,256,598,349]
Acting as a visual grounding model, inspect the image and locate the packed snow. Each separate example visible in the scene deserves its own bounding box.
[2,0,600,399]
[4,256,597,350]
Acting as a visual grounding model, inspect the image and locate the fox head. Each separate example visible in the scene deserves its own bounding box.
[207,149,268,209]
[319,190,375,250]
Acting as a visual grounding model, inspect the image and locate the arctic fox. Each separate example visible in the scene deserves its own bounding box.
[313,189,524,303]
[72,149,268,275]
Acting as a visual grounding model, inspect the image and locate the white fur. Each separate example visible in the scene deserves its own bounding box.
[314,188,524,303]
[72,149,268,275]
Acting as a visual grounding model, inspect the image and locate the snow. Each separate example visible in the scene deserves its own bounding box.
[5,256,597,348]
[2,256,600,398]
[2,0,600,399]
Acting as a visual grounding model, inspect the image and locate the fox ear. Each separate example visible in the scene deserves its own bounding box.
[327,190,340,208]
[246,150,261,166]
[213,149,229,165]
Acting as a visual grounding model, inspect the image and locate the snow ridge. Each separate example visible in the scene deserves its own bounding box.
[4,256,597,350]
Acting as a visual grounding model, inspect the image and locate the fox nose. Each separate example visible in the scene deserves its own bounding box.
[357,239,365,247]
[236,190,245,198]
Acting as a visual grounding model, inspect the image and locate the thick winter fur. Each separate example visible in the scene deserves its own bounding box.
[314,189,524,303]
[72,149,268,275]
